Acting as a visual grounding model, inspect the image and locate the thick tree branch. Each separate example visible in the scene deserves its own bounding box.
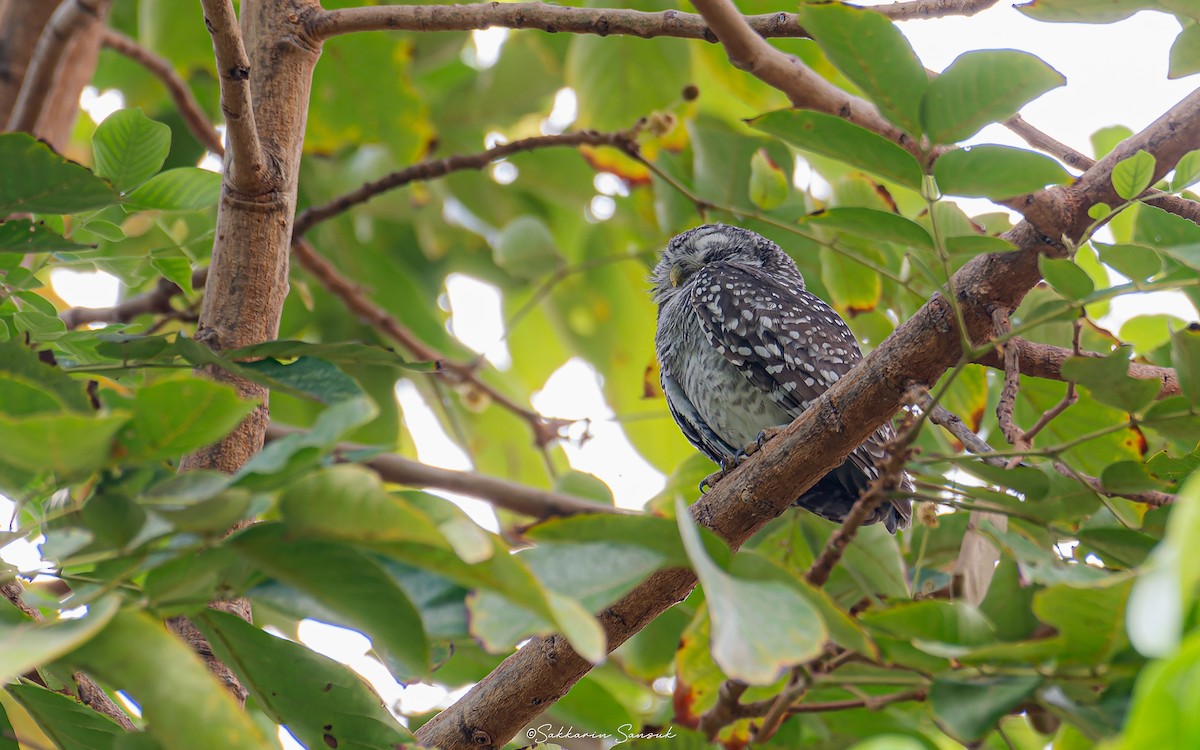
[6,0,107,134]
[0,3,60,119]
[690,0,922,160]
[974,337,1180,399]
[199,0,265,189]
[310,0,995,41]
[1005,114,1200,226]
[264,423,623,518]
[293,126,642,237]
[99,28,225,155]
[415,31,1200,750]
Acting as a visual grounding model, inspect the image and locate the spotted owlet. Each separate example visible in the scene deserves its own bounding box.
[651,224,912,533]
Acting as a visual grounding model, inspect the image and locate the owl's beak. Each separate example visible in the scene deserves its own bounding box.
[669,263,685,288]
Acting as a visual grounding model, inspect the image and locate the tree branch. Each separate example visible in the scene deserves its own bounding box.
[973,337,1180,399]
[199,0,265,189]
[60,268,208,329]
[293,126,643,237]
[291,237,571,447]
[415,29,1200,750]
[99,27,225,155]
[689,0,922,160]
[6,0,107,134]
[1005,114,1200,227]
[264,423,623,518]
[310,0,997,42]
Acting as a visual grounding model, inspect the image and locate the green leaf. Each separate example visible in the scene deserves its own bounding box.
[675,497,826,684]
[199,611,414,749]
[1033,578,1133,664]
[820,246,882,314]
[750,110,923,189]
[225,340,432,371]
[0,412,126,477]
[278,465,446,546]
[566,28,690,132]
[931,675,1042,742]
[0,339,92,413]
[1060,350,1161,413]
[70,609,274,750]
[121,378,256,460]
[0,597,119,683]
[748,149,789,210]
[238,357,364,404]
[1039,256,1095,301]
[921,50,1065,144]
[493,215,563,280]
[1120,630,1200,749]
[934,145,1072,199]
[6,683,127,750]
[1169,23,1200,79]
[0,220,93,253]
[1112,150,1156,200]
[797,3,928,136]
[1094,242,1161,280]
[91,108,171,192]
[1171,326,1200,408]
[1170,149,1200,192]
[1017,0,1147,24]
[1101,461,1167,494]
[1127,472,1200,658]
[124,167,220,210]
[861,600,994,646]
[0,133,118,214]
[803,207,934,250]
[233,524,430,677]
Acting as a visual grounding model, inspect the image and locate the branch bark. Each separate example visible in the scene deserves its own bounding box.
[973,337,1180,399]
[414,8,1200,745]
[5,0,110,147]
[309,0,996,42]
[199,0,266,190]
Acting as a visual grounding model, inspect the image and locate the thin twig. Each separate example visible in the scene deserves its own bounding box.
[925,400,1008,468]
[199,0,265,189]
[309,1,995,42]
[1,580,136,730]
[806,413,918,589]
[293,126,643,237]
[1022,315,1082,443]
[291,238,571,446]
[6,0,107,133]
[1052,460,1174,508]
[787,688,927,714]
[264,423,624,518]
[100,28,224,155]
[752,668,810,743]
[993,308,1026,455]
[60,268,208,329]
[696,680,748,738]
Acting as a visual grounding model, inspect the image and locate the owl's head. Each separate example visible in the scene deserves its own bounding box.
[651,224,803,302]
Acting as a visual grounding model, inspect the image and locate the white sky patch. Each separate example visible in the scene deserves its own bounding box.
[490,161,518,185]
[594,172,629,197]
[50,268,120,309]
[394,379,500,533]
[79,86,125,124]
[587,195,616,221]
[444,273,512,370]
[542,87,578,135]
[468,28,508,69]
[531,358,665,510]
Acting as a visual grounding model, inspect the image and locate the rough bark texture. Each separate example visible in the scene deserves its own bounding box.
[180,0,321,474]
[0,1,60,117]
[414,82,1200,750]
[171,0,323,702]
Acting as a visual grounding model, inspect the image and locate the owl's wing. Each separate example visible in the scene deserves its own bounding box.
[689,262,911,529]
[689,262,861,417]
[660,367,740,464]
